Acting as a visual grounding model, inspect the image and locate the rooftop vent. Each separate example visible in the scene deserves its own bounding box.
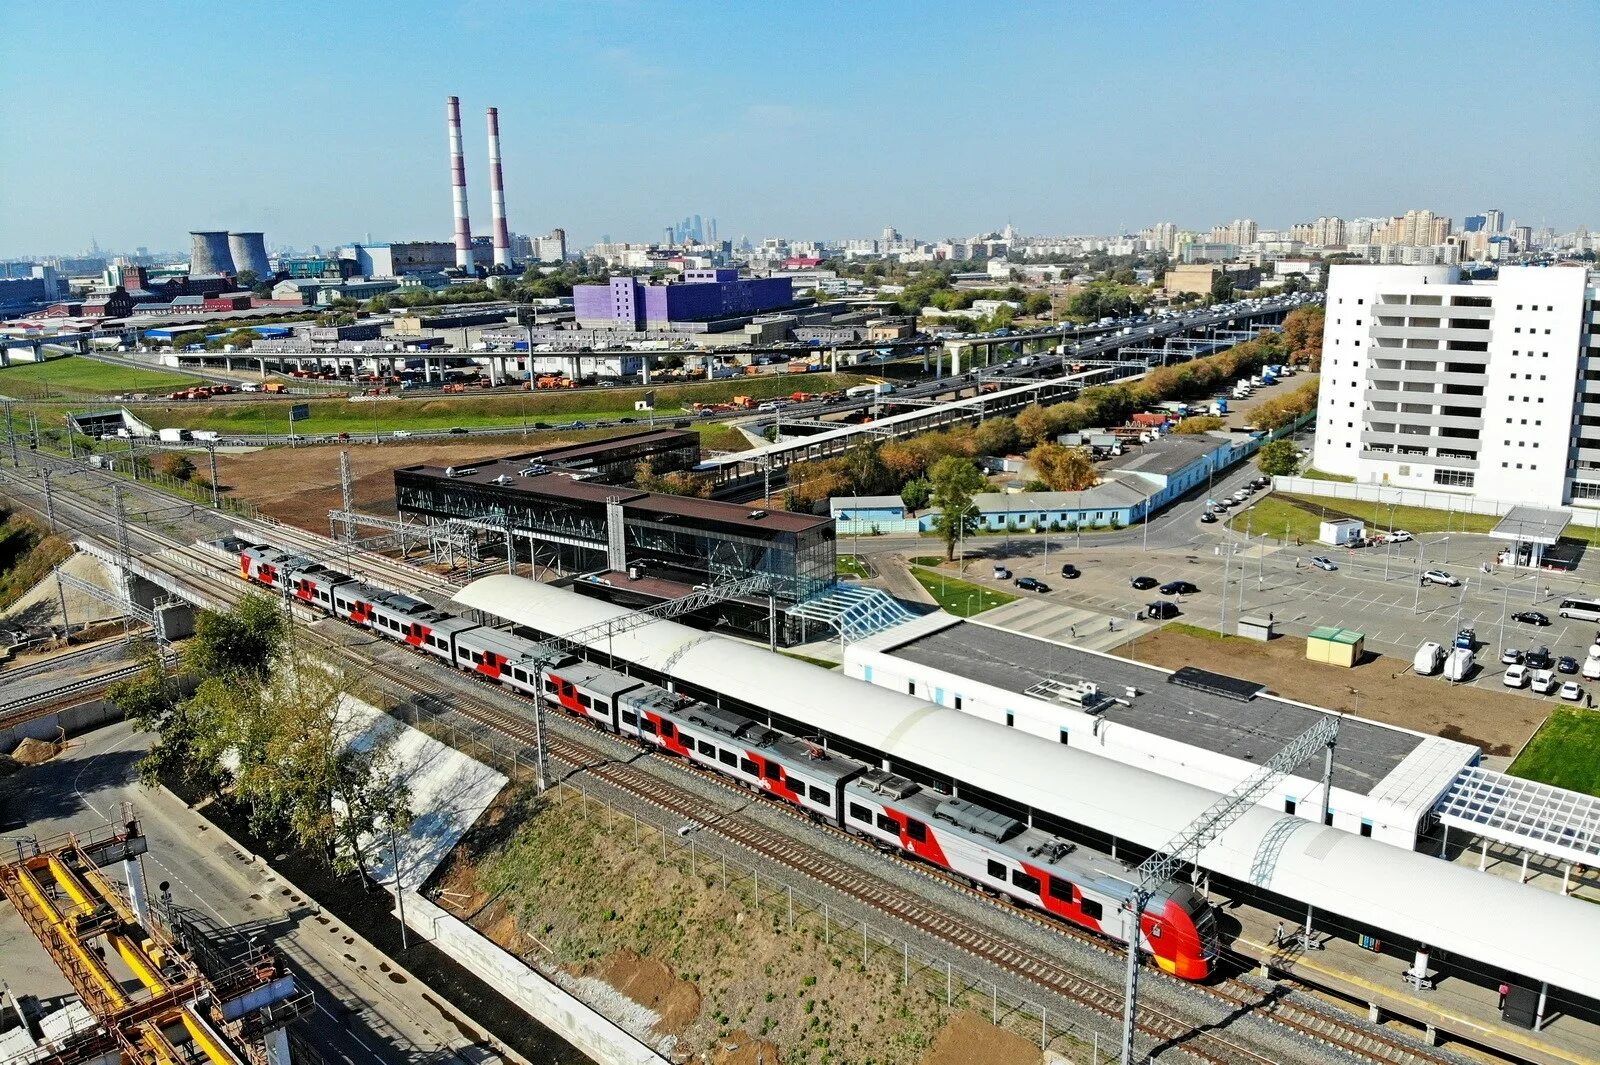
[444,466,478,478]
[1023,678,1108,712]
[748,509,767,520]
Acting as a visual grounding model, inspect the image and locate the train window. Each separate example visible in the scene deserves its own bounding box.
[875,813,897,833]
[640,718,658,735]
[987,860,1006,880]
[578,694,592,709]
[1360,821,1373,838]
[718,749,737,767]
[543,677,557,694]
[849,803,872,823]
[512,669,527,683]
[697,739,715,757]
[1284,798,1297,815]
[740,757,758,775]
[762,761,782,781]
[471,652,483,664]
[622,711,638,727]
[1047,877,1074,904]
[659,721,675,738]
[904,819,927,842]
[808,784,829,805]
[1081,899,1102,920]
[1011,869,1041,894]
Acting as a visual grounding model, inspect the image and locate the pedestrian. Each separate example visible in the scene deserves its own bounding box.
[1587,692,1593,709]
[1268,611,1274,623]
[1273,921,1284,947]
[1069,624,1076,638]
[1498,983,1510,1009]
[1108,619,1115,632]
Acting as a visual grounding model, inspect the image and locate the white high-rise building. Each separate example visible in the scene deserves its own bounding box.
[1315,265,1599,508]
[1485,209,1506,234]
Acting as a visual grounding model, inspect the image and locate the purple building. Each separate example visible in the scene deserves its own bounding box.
[574,269,794,330]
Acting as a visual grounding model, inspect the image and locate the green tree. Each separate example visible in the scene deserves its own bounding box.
[152,453,196,481]
[1209,273,1235,302]
[1172,415,1227,434]
[928,456,987,561]
[974,416,1020,456]
[184,592,288,681]
[1029,443,1098,491]
[1256,438,1301,477]
[234,270,259,289]
[900,478,932,513]
[173,329,209,349]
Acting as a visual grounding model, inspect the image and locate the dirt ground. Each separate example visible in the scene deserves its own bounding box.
[426,782,1052,1065]
[1116,629,1547,756]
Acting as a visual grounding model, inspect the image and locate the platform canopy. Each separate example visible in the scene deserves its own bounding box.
[1435,765,1600,868]
[1490,506,1570,546]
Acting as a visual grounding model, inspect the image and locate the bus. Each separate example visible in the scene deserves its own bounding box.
[1557,597,1600,621]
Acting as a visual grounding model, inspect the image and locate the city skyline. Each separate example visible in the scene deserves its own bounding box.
[0,1,1595,257]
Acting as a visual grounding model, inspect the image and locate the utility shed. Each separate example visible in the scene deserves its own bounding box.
[1307,626,1365,667]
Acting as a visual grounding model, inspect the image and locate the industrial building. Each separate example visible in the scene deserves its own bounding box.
[344,241,457,279]
[574,269,796,331]
[188,231,234,276]
[227,232,270,277]
[1316,265,1599,508]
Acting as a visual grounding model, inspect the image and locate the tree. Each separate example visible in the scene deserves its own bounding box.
[1029,443,1098,491]
[1209,272,1235,302]
[173,329,209,349]
[184,592,288,681]
[974,416,1020,456]
[900,478,932,513]
[928,456,987,561]
[1256,438,1301,477]
[234,270,259,290]
[153,453,196,481]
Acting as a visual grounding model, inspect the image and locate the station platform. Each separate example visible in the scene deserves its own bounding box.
[1219,895,1600,1065]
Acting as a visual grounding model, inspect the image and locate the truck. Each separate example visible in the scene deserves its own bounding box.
[1442,647,1475,682]
[1131,412,1171,428]
[262,381,288,394]
[1583,646,1600,680]
[1413,641,1445,676]
[846,383,894,398]
[157,428,189,443]
[192,430,220,443]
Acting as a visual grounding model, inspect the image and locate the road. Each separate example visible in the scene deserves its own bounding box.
[0,720,535,1065]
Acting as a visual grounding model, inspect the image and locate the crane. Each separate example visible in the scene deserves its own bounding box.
[1119,715,1340,1065]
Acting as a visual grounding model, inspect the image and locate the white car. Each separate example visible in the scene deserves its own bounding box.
[1531,669,1558,694]
[1561,682,1584,701]
[1388,530,1414,543]
[1503,664,1529,688]
[1422,569,1460,586]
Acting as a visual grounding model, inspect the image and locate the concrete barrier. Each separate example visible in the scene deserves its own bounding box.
[397,890,668,1065]
[1,698,124,751]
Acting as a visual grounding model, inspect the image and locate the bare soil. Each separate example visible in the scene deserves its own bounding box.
[920,1011,1043,1065]
[426,783,1026,1065]
[8,737,61,765]
[1117,629,1547,756]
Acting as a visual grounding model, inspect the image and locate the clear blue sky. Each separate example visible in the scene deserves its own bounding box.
[1,1,1594,257]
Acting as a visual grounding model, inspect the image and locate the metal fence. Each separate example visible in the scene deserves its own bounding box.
[386,696,1123,1064]
[1271,474,1600,530]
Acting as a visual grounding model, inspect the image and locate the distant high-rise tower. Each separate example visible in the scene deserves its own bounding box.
[1485,209,1505,234]
[227,232,270,277]
[446,96,475,271]
[486,107,512,270]
[189,231,234,275]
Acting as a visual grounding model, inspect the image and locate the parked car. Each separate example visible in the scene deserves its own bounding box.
[1525,647,1554,670]
[1421,569,1460,586]
[448,426,468,435]
[1014,577,1050,593]
[1159,580,1199,595]
[993,566,1012,580]
[1130,575,1158,589]
[1501,647,1524,665]
[1532,669,1559,695]
[1511,610,1549,626]
[1561,682,1584,701]
[1146,600,1181,620]
[1503,664,1530,688]
[1558,655,1580,675]
[1455,628,1476,650]
[1310,556,1338,571]
[1388,530,1414,543]
[1059,563,1081,579]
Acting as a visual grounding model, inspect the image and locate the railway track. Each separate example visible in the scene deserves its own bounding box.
[0,467,1470,1065]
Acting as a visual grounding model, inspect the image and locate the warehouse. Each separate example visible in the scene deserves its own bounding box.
[843,613,1478,849]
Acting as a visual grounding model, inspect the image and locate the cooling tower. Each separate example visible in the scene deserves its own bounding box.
[227,232,270,277]
[447,96,475,272]
[486,107,512,270]
[189,231,235,276]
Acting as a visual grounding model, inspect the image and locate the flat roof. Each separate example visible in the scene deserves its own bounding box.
[884,620,1426,796]
[1309,626,1364,644]
[523,428,697,465]
[1102,432,1227,478]
[1492,506,1569,545]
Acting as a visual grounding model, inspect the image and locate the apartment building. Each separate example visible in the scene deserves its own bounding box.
[1315,264,1599,508]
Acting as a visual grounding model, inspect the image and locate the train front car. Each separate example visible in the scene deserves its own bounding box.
[1141,884,1218,981]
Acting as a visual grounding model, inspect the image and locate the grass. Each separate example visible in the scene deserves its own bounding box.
[1162,621,1230,641]
[0,355,205,399]
[777,650,840,670]
[1299,467,1356,483]
[909,566,1018,616]
[835,554,871,579]
[117,372,869,435]
[1227,495,1327,543]
[1231,492,1507,542]
[0,512,71,611]
[1508,707,1600,797]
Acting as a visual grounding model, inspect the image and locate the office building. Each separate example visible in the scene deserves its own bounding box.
[1485,209,1505,235]
[1314,264,1599,508]
[534,229,567,262]
[346,241,456,278]
[573,269,794,331]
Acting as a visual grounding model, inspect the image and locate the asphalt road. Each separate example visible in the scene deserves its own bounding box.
[0,722,527,1065]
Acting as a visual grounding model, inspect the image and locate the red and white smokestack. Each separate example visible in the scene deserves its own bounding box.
[487,107,512,270]
[446,96,475,272]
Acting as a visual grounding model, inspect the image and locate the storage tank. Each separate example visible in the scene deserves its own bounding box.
[227,232,270,277]
[189,231,235,276]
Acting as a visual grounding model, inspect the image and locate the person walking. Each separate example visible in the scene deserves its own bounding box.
[1273,921,1284,947]
[1498,983,1510,1009]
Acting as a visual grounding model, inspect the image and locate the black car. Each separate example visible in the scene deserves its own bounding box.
[1558,655,1580,675]
[1511,610,1550,626]
[1159,580,1199,596]
[533,421,552,429]
[1200,512,1218,524]
[1060,563,1081,579]
[1525,647,1554,670]
[1130,575,1158,590]
[1014,577,1050,593]
[1146,600,1181,620]
[448,426,469,434]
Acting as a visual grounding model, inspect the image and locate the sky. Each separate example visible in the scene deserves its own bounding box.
[1,1,1595,258]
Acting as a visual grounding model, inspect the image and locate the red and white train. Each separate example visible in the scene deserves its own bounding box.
[230,538,1220,979]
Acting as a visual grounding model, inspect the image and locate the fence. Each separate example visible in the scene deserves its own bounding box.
[385,696,1120,1064]
[1272,474,1600,531]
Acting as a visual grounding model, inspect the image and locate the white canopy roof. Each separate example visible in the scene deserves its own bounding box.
[455,575,1600,1000]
